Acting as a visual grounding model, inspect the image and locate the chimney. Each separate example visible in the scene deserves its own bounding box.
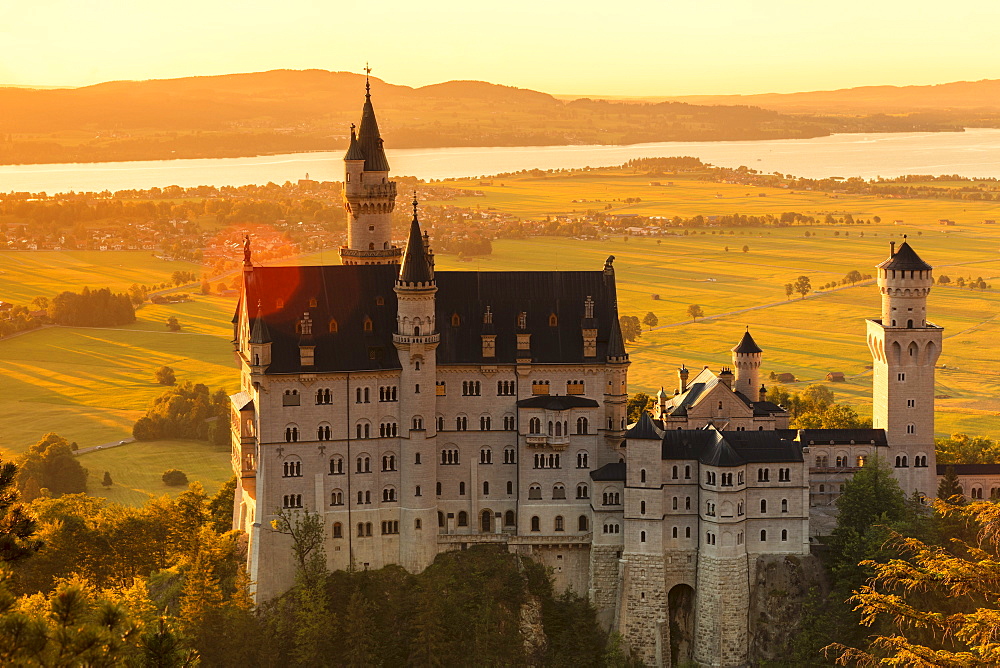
[718,367,734,390]
[678,365,689,393]
[890,241,896,256]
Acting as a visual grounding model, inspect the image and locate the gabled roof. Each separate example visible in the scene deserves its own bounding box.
[590,462,626,481]
[516,395,600,410]
[229,390,254,411]
[241,265,621,372]
[877,241,932,271]
[732,329,762,354]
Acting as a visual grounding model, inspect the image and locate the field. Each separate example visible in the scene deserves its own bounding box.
[78,439,233,506]
[2,172,999,505]
[0,250,206,305]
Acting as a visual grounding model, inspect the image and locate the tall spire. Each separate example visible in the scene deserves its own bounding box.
[357,64,389,172]
[398,195,433,286]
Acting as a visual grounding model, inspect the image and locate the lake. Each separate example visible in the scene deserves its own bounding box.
[2,128,1000,194]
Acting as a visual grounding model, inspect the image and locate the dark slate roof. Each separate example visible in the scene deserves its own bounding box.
[790,429,888,446]
[590,462,626,481]
[516,395,600,410]
[242,264,621,373]
[626,411,663,440]
[249,310,271,344]
[344,128,364,161]
[655,429,803,465]
[752,400,785,417]
[732,329,763,354]
[878,241,932,271]
[936,463,1000,475]
[398,212,433,286]
[357,89,390,172]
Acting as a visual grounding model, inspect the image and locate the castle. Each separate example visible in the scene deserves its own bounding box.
[230,83,955,666]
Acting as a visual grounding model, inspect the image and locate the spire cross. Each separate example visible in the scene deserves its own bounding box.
[364,63,371,96]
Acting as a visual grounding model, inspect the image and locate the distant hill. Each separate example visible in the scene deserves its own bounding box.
[662,79,1000,113]
[0,70,992,166]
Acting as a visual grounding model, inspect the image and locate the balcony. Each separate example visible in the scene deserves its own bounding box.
[340,246,403,260]
[392,333,440,346]
[525,433,570,448]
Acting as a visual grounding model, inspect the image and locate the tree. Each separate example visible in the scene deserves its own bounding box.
[155,365,176,386]
[936,433,1000,465]
[937,274,951,285]
[200,279,211,295]
[166,316,181,331]
[618,315,641,343]
[270,507,326,583]
[642,312,658,330]
[0,456,42,564]
[626,392,655,423]
[828,500,1000,666]
[937,465,964,502]
[16,433,88,501]
[687,304,704,321]
[742,244,749,253]
[208,475,237,533]
[102,471,113,488]
[784,283,794,300]
[794,275,811,299]
[162,469,189,486]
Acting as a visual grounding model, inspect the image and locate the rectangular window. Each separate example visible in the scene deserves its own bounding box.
[907,399,915,407]
[436,381,446,396]
[897,373,906,382]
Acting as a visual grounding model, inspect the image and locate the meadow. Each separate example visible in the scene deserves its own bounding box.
[2,170,999,505]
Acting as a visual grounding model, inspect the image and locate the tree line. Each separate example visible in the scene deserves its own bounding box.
[48,286,135,327]
[132,382,231,445]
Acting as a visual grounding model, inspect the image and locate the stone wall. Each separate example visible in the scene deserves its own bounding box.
[589,544,622,629]
[619,553,667,666]
[694,553,749,667]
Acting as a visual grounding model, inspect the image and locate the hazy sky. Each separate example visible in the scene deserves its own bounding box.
[2,0,997,95]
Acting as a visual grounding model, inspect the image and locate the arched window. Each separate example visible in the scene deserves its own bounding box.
[328,318,338,333]
[363,317,373,332]
[507,481,514,494]
[549,313,558,327]
[481,510,492,533]
[576,417,588,434]
[483,481,490,495]
[330,490,343,506]
[333,523,342,539]
[640,469,646,483]
[576,484,589,499]
[459,482,466,496]
[672,527,678,538]
[684,466,691,479]
[531,516,540,532]
[554,516,564,532]
[553,484,566,499]
[579,515,588,531]
[760,530,767,541]
[781,498,788,513]
[577,451,589,468]
[672,466,678,479]
[640,501,646,514]
[505,510,516,526]
[382,487,396,502]
[640,531,646,543]
[529,485,542,500]
[436,482,442,495]
[457,511,468,527]
[781,529,788,541]
[760,499,767,514]
[329,457,343,475]
[672,497,677,510]
[451,313,461,327]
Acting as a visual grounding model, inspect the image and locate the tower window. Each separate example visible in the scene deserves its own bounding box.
[897,373,906,382]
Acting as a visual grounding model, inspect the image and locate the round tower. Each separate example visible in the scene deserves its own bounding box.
[867,238,941,497]
[393,198,439,571]
[341,77,401,266]
[731,328,762,398]
[878,237,933,328]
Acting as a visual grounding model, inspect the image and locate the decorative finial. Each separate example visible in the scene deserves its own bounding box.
[746,325,750,332]
[412,192,419,218]
[364,63,371,97]
[903,234,907,240]
[350,122,356,137]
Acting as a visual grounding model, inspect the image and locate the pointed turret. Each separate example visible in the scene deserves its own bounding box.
[249,307,271,344]
[732,327,763,397]
[398,197,434,286]
[357,79,390,172]
[344,124,364,161]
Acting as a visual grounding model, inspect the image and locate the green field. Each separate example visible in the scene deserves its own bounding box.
[0,251,206,305]
[432,168,1000,226]
[2,174,999,505]
[78,439,233,506]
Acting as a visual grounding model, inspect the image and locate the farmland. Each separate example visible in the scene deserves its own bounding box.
[2,168,999,505]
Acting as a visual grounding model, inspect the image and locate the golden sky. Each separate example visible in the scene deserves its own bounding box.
[2,0,997,95]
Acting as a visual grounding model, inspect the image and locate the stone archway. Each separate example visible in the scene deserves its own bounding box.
[481,509,492,533]
[668,584,694,666]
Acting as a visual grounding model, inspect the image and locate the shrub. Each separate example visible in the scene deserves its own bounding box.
[162,469,188,486]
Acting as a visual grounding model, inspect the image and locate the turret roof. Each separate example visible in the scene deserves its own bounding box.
[344,126,364,161]
[732,329,763,354]
[249,307,271,344]
[398,202,434,285]
[878,240,932,271]
[356,86,390,172]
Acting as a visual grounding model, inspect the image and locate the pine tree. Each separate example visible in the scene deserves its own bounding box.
[0,456,41,564]
[102,471,113,487]
[937,464,964,503]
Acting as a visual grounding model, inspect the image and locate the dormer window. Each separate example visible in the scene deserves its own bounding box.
[548,313,558,327]
[376,296,384,306]
[451,313,461,327]
[309,298,317,308]
[363,317,373,332]
[329,318,338,333]
[276,299,284,309]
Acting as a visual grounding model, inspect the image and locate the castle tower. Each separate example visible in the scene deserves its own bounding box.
[603,256,630,445]
[731,328,762,398]
[341,76,402,266]
[866,239,942,496]
[393,198,439,570]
